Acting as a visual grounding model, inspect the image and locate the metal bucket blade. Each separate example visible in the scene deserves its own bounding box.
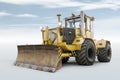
[15,45,62,72]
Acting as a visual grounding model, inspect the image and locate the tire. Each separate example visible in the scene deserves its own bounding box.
[62,57,69,63]
[97,42,112,62]
[75,39,96,65]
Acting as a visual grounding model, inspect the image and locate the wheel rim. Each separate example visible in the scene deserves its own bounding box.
[107,48,111,59]
[87,48,95,62]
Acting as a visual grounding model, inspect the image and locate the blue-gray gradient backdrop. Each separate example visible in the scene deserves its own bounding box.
[0,0,120,80]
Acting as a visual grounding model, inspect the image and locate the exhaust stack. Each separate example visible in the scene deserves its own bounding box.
[57,14,61,26]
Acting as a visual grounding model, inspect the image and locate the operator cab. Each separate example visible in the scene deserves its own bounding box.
[64,11,94,36]
[59,11,94,44]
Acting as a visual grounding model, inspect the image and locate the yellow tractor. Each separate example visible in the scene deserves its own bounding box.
[15,11,112,72]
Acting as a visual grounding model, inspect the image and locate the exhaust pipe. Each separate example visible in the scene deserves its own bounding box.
[57,14,62,26]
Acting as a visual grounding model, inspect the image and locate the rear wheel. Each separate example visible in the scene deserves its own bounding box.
[75,39,96,65]
[97,42,112,62]
[62,57,69,63]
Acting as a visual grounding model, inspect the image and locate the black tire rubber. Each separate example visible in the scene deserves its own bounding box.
[97,42,112,62]
[62,57,69,63]
[75,39,96,65]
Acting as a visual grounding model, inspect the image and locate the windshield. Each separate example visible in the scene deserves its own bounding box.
[65,18,80,28]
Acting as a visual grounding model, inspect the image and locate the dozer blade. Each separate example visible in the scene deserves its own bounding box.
[15,45,62,72]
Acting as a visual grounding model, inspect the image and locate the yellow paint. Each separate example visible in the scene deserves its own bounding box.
[61,53,73,58]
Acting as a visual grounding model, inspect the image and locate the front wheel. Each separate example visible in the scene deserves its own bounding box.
[75,39,96,65]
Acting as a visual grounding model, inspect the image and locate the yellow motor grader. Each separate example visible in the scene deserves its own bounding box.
[15,11,112,72]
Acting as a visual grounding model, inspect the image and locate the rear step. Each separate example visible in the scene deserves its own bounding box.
[15,45,62,72]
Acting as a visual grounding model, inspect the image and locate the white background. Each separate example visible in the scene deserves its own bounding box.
[0,27,120,80]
